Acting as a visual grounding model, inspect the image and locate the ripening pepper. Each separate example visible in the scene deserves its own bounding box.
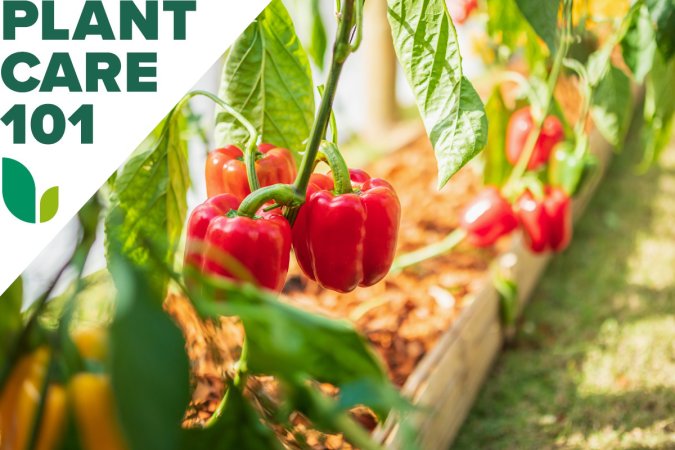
[544,187,573,252]
[205,144,297,201]
[460,187,518,247]
[506,107,564,170]
[448,0,478,24]
[515,187,573,253]
[548,141,598,196]
[516,190,550,253]
[69,373,129,450]
[292,169,401,293]
[184,194,291,292]
[0,349,67,450]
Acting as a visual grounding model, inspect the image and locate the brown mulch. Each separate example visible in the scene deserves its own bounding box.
[165,135,501,441]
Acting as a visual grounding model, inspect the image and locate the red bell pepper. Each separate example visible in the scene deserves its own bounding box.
[544,187,572,252]
[292,169,401,293]
[460,187,518,247]
[516,190,550,253]
[515,187,572,253]
[448,0,478,24]
[184,194,291,292]
[205,143,297,201]
[506,107,564,170]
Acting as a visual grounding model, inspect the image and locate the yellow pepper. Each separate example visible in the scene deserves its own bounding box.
[0,348,65,450]
[69,373,128,450]
[0,335,127,450]
[72,328,109,363]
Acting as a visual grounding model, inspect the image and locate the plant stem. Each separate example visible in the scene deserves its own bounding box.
[238,184,304,217]
[289,0,357,223]
[317,141,353,194]
[390,228,467,273]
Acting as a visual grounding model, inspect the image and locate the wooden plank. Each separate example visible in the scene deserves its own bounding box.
[377,126,618,449]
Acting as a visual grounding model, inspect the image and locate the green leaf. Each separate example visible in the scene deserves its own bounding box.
[514,0,560,52]
[646,0,675,60]
[39,186,59,223]
[387,0,488,188]
[110,255,191,450]
[641,52,675,166]
[34,270,116,330]
[105,112,190,297]
[487,0,548,72]
[621,5,657,83]
[183,383,282,450]
[215,0,315,156]
[308,0,328,71]
[591,65,632,146]
[0,277,23,369]
[483,88,511,186]
[197,282,388,388]
[2,158,36,224]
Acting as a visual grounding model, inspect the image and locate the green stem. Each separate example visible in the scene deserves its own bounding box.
[350,0,364,53]
[317,141,353,194]
[504,0,573,193]
[238,184,304,218]
[390,228,467,273]
[291,0,357,205]
[318,85,339,144]
[182,90,261,192]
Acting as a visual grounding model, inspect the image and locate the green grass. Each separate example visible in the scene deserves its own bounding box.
[452,123,675,449]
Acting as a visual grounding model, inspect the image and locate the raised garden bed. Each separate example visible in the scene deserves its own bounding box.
[166,105,617,448]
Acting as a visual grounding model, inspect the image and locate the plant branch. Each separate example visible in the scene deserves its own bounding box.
[288,0,358,223]
[390,228,467,273]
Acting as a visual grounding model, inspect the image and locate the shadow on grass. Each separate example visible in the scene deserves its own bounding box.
[452,116,675,449]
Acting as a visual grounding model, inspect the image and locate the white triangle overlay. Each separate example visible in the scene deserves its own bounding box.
[0,0,270,294]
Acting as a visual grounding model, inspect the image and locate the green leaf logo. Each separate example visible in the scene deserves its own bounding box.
[2,158,59,224]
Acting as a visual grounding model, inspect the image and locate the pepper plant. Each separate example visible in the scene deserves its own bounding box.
[0,0,492,449]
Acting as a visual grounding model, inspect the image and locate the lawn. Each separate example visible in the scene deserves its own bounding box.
[453,122,675,449]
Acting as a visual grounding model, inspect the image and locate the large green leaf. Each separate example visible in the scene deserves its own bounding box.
[483,88,511,186]
[105,112,190,297]
[621,4,658,83]
[110,256,191,450]
[646,0,675,60]
[201,287,387,388]
[591,64,632,146]
[514,0,560,52]
[388,0,487,188]
[182,383,282,450]
[215,0,315,156]
[642,52,675,166]
[2,158,36,224]
[308,0,328,71]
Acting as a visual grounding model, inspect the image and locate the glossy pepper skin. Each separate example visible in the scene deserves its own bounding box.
[292,170,401,293]
[184,194,291,292]
[506,107,564,170]
[544,187,573,252]
[516,191,550,253]
[460,187,518,247]
[515,188,573,253]
[205,144,297,201]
